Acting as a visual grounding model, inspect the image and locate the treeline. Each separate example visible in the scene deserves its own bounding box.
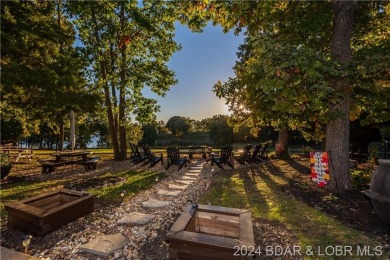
[139,115,310,147]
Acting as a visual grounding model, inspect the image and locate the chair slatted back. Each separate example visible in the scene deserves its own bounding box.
[260,143,269,158]
[220,146,233,162]
[251,144,262,159]
[166,146,180,163]
[142,145,154,161]
[242,144,252,158]
[130,143,142,159]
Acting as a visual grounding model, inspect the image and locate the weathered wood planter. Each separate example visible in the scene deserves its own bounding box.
[166,204,254,259]
[5,189,95,236]
[0,164,13,180]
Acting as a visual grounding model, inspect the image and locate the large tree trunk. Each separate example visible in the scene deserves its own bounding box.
[275,130,289,157]
[118,3,128,160]
[91,5,121,160]
[326,1,357,192]
[58,123,64,151]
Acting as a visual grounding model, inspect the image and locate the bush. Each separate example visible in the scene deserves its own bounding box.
[350,164,373,189]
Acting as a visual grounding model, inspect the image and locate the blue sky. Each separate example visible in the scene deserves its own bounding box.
[143,23,244,123]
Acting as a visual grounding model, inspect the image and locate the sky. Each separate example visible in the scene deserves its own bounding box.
[142,23,244,123]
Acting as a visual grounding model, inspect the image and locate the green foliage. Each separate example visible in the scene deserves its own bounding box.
[0,154,10,166]
[66,1,180,159]
[351,166,373,189]
[166,116,191,137]
[208,115,234,145]
[209,1,389,143]
[140,124,158,146]
[1,1,99,139]
[0,119,24,143]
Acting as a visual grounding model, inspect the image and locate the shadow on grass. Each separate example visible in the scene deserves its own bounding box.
[283,159,311,175]
[0,179,69,202]
[221,161,382,253]
[89,170,166,200]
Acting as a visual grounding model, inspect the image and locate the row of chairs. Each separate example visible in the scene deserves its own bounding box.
[209,143,270,169]
[129,144,189,171]
[129,143,270,171]
[234,143,269,165]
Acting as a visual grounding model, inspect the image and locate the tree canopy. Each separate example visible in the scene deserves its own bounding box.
[183,1,390,192]
[166,116,191,137]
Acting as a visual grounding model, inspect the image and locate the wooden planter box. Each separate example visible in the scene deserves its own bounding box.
[0,164,13,180]
[5,189,95,236]
[166,204,254,260]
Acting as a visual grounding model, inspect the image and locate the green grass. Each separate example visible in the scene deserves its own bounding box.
[0,168,166,217]
[88,169,166,200]
[199,161,385,259]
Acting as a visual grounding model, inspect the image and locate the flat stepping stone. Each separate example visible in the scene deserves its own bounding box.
[1,246,40,260]
[157,189,181,196]
[188,169,202,173]
[142,198,171,208]
[186,172,200,176]
[117,212,154,225]
[80,234,128,257]
[182,176,197,180]
[168,184,189,190]
[176,180,193,185]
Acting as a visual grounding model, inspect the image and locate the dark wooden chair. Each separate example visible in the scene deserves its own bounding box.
[141,146,163,168]
[258,142,270,161]
[129,143,147,164]
[234,144,252,165]
[166,146,187,170]
[211,146,234,169]
[249,144,262,163]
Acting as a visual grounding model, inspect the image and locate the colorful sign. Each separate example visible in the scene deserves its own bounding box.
[310,151,330,188]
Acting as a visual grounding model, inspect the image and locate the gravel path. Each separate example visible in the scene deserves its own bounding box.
[1,159,213,260]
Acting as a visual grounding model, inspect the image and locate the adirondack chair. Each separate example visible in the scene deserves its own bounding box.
[249,144,262,163]
[211,146,234,169]
[258,142,270,161]
[234,144,252,165]
[129,143,147,164]
[166,146,187,170]
[141,145,163,168]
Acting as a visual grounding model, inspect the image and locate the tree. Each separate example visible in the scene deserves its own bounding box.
[1,1,99,147]
[67,1,179,160]
[208,115,234,145]
[140,124,158,146]
[166,116,191,137]
[201,1,389,192]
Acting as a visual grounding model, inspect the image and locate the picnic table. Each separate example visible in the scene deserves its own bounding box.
[40,151,100,174]
[0,146,33,162]
[178,146,212,159]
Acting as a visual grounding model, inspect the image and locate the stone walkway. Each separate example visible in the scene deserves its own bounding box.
[76,160,208,259]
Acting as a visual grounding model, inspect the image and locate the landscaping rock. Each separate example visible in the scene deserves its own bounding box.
[117,212,155,225]
[157,190,181,196]
[142,198,171,208]
[80,234,128,257]
[168,184,188,190]
[0,246,40,260]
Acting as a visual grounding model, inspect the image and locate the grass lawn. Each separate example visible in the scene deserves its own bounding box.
[0,150,167,217]
[198,160,387,258]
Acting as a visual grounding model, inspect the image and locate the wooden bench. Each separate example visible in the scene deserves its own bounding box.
[39,157,100,174]
[73,157,100,171]
[186,146,211,159]
[39,160,73,174]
